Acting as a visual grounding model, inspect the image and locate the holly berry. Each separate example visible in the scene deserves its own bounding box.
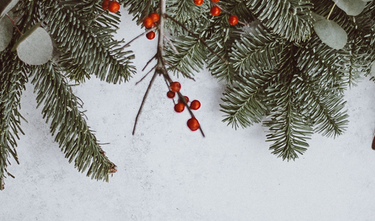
[210,6,221,16]
[174,103,185,113]
[108,1,120,13]
[194,0,203,6]
[143,17,154,29]
[187,117,200,131]
[167,91,175,98]
[102,0,110,10]
[146,31,155,40]
[179,96,189,103]
[211,0,220,2]
[149,13,160,23]
[190,100,201,110]
[228,15,239,25]
[170,82,181,93]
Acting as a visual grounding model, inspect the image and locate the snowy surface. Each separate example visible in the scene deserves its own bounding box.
[2,9,375,221]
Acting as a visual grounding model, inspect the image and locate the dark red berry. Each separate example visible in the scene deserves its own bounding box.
[143,17,154,28]
[167,91,175,98]
[146,31,155,40]
[102,0,110,10]
[190,100,201,110]
[194,0,203,6]
[211,0,219,2]
[149,13,160,23]
[174,103,185,113]
[179,96,189,103]
[210,6,221,16]
[228,15,239,25]
[108,1,120,13]
[170,82,181,93]
[187,118,200,131]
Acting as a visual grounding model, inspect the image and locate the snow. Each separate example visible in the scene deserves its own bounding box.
[2,8,375,221]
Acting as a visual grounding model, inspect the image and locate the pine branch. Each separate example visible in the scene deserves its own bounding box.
[31,62,116,181]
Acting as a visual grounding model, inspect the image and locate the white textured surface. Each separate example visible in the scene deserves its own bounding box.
[2,8,375,221]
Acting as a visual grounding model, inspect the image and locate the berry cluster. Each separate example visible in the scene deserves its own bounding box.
[102,0,120,13]
[143,12,160,40]
[194,0,238,25]
[167,82,201,131]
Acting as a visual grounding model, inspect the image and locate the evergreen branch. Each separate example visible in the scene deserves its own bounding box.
[45,4,135,84]
[31,62,116,181]
[0,50,28,190]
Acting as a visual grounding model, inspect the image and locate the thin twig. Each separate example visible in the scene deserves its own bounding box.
[5,13,22,35]
[327,3,336,20]
[142,54,156,71]
[164,35,179,54]
[136,65,157,85]
[165,14,228,65]
[122,28,157,49]
[164,59,196,81]
[132,70,159,135]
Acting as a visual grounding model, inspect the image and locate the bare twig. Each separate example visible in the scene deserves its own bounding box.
[164,59,196,81]
[165,13,228,64]
[142,54,156,71]
[132,70,158,135]
[136,65,157,85]
[122,28,157,49]
[5,13,22,35]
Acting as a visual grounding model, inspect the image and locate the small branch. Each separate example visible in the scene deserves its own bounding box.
[165,14,229,65]
[122,28,157,49]
[136,65,156,85]
[327,3,336,20]
[142,54,156,71]
[164,59,196,81]
[5,13,22,35]
[132,70,159,135]
[164,35,179,54]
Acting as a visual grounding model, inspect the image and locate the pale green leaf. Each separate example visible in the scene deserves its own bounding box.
[370,62,375,77]
[17,27,53,65]
[0,12,13,51]
[314,19,347,49]
[333,0,367,16]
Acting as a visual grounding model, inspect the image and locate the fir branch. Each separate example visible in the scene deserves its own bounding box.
[30,62,116,181]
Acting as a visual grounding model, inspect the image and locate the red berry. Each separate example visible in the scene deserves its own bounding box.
[211,0,219,2]
[146,31,155,40]
[190,100,201,110]
[187,118,200,131]
[149,13,160,23]
[179,96,189,103]
[174,103,185,113]
[108,1,120,13]
[228,15,239,25]
[170,82,181,93]
[194,0,203,6]
[210,6,221,16]
[102,0,110,10]
[167,91,175,98]
[143,17,154,28]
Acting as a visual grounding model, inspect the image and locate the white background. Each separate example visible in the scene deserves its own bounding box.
[2,8,375,221]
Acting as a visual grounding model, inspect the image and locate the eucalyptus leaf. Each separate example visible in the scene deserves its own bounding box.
[0,0,19,18]
[16,27,53,65]
[333,0,367,16]
[314,19,347,50]
[11,22,41,51]
[0,12,13,51]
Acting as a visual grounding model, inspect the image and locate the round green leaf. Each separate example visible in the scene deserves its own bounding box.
[17,27,53,65]
[0,12,13,52]
[333,0,367,16]
[314,19,347,50]
[0,0,19,18]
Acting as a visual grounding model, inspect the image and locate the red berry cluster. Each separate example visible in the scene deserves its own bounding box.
[143,12,160,40]
[194,0,238,25]
[102,0,120,13]
[167,81,201,131]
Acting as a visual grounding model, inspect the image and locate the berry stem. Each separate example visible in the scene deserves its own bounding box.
[122,28,157,49]
[142,54,156,71]
[5,13,23,35]
[135,64,156,85]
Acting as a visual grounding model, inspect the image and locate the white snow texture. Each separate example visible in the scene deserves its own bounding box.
[2,8,375,221]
